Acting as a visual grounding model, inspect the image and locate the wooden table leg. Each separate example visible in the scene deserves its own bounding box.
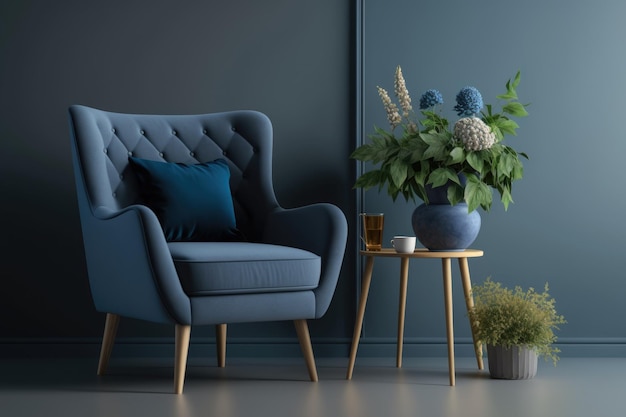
[396,256,410,368]
[442,258,455,386]
[458,257,484,370]
[346,256,375,379]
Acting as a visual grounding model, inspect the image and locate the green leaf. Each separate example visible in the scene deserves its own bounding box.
[511,162,524,180]
[389,160,408,188]
[496,119,520,136]
[465,180,493,212]
[489,124,503,141]
[449,146,465,164]
[352,130,402,163]
[500,187,513,210]
[502,102,529,117]
[497,71,521,100]
[408,137,429,162]
[447,183,465,206]
[428,167,458,187]
[497,154,514,177]
[350,144,376,161]
[421,111,449,132]
[466,151,485,173]
[353,170,383,189]
[420,132,443,145]
[511,70,521,89]
[496,91,518,101]
[373,126,396,140]
[421,132,449,161]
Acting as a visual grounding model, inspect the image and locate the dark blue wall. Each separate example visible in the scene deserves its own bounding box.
[1,0,625,358]
[359,0,626,356]
[0,0,356,354]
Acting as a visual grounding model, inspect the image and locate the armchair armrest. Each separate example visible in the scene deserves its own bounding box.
[83,204,191,324]
[264,203,347,318]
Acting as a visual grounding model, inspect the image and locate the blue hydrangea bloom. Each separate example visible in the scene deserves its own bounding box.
[419,89,444,109]
[454,86,483,116]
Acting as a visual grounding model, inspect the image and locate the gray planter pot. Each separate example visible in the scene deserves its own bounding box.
[487,345,538,379]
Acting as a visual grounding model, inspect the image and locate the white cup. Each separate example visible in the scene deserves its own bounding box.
[391,236,416,253]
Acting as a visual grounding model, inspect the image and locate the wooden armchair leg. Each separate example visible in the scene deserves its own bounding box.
[174,324,191,394]
[294,319,318,382]
[97,313,120,375]
[216,324,227,368]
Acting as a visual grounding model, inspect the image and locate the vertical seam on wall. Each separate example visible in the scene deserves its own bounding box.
[354,0,365,333]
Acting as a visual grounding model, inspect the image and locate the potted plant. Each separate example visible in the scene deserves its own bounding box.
[351,67,529,250]
[468,278,566,379]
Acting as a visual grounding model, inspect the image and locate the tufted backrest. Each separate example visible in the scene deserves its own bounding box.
[69,105,280,241]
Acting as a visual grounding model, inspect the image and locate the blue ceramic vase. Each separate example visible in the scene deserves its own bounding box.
[411,181,481,251]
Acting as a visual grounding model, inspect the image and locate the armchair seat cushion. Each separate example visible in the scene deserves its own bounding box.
[169,242,321,296]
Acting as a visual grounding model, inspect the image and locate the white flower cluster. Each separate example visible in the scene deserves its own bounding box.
[377,86,402,129]
[453,117,496,151]
[394,66,412,118]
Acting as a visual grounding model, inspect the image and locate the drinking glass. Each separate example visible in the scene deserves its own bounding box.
[360,213,384,251]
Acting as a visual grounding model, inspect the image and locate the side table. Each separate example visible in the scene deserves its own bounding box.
[346,248,485,386]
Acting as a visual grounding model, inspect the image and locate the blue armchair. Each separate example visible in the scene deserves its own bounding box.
[68,105,347,393]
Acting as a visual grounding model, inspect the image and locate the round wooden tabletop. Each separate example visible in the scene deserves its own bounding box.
[360,248,483,258]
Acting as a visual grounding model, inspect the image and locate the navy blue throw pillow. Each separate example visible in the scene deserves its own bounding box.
[128,157,242,242]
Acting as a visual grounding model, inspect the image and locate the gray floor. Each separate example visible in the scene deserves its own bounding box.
[1,356,625,417]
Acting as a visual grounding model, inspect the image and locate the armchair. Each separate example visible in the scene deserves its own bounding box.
[68,105,347,393]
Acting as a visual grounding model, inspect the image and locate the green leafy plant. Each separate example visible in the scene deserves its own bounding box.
[468,278,566,365]
[351,67,529,212]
